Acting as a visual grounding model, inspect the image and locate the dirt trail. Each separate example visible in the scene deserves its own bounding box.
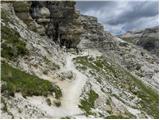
[60,54,87,115]
[31,53,88,118]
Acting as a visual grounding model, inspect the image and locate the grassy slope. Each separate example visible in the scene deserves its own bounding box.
[1,62,62,99]
[73,56,159,118]
[79,90,99,116]
[1,7,62,99]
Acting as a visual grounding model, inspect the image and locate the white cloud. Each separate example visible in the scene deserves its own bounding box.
[76,1,159,35]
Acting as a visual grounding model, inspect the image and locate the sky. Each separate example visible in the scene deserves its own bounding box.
[76,1,159,35]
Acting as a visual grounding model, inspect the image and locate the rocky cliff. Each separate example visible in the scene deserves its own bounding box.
[13,1,83,48]
[120,26,159,56]
[1,1,159,119]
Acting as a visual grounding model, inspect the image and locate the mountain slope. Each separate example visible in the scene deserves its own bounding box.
[1,1,159,119]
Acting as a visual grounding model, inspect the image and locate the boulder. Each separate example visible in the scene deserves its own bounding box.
[60,71,74,80]
[37,18,50,24]
[39,7,50,18]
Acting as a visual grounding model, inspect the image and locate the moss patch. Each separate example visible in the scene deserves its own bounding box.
[79,90,99,116]
[1,62,62,98]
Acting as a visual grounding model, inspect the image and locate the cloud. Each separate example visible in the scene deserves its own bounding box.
[76,1,117,12]
[76,1,159,35]
[107,1,159,25]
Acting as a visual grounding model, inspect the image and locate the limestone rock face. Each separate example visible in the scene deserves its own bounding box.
[78,15,116,50]
[13,1,42,34]
[13,1,83,48]
[80,15,105,42]
[29,1,83,48]
[13,2,33,25]
[120,26,159,56]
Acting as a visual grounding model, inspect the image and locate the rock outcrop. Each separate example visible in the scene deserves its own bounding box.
[78,15,115,50]
[30,1,83,48]
[13,1,83,48]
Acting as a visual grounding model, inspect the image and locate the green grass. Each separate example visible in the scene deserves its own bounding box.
[74,56,118,77]
[1,25,29,60]
[74,56,159,118]
[73,56,99,72]
[128,73,159,118]
[79,90,99,116]
[1,62,62,98]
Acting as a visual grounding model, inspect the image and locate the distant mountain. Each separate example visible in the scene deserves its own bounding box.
[120,26,159,56]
